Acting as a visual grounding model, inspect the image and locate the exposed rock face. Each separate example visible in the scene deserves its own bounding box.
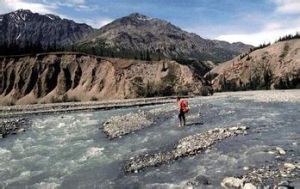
[78,13,252,63]
[206,39,300,91]
[0,53,210,105]
[0,9,94,49]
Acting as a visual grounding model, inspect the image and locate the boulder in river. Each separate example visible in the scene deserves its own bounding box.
[276,147,286,155]
[0,118,29,138]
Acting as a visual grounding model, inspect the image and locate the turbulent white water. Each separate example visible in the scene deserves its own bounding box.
[0,90,299,189]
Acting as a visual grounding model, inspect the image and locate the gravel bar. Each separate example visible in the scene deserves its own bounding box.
[103,105,176,139]
[125,126,248,173]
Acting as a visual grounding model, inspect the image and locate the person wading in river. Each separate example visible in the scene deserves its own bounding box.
[177,96,189,127]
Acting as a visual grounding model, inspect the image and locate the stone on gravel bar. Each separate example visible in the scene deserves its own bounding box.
[243,183,256,189]
[283,163,296,171]
[124,126,248,173]
[276,147,286,155]
[221,177,244,189]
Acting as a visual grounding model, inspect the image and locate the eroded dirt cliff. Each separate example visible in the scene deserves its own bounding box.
[206,39,300,91]
[0,53,210,105]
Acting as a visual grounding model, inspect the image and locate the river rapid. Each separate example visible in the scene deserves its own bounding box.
[0,90,299,189]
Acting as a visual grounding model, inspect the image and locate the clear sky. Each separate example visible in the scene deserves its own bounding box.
[0,0,299,46]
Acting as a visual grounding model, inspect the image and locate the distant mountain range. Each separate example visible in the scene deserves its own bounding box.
[0,10,252,63]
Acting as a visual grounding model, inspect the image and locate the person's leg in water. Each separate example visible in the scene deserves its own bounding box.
[178,111,182,127]
[178,110,186,127]
[182,111,186,126]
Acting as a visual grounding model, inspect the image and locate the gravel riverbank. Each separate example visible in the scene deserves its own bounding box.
[0,97,176,118]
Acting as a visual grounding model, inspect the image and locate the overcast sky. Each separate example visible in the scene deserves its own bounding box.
[0,0,299,46]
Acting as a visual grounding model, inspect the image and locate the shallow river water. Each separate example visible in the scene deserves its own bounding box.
[0,90,299,189]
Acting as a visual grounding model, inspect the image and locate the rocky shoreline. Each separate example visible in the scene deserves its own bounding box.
[221,161,299,189]
[124,126,248,173]
[219,144,300,189]
[0,118,30,138]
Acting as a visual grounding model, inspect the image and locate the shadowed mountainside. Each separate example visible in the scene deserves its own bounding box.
[76,13,253,63]
[0,9,94,54]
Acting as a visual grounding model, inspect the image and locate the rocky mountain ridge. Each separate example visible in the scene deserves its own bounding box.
[0,10,252,63]
[78,13,253,62]
[0,9,94,51]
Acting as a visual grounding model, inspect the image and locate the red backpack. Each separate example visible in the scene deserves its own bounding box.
[180,100,189,113]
